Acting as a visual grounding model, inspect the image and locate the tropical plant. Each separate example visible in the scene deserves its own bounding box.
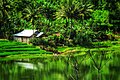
[90,10,112,31]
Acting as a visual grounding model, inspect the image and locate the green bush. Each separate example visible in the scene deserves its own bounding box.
[72,28,94,46]
[91,10,112,31]
[30,38,49,46]
[30,34,66,47]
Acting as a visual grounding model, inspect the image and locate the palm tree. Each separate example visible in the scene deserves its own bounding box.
[55,0,93,38]
[56,0,93,25]
[22,0,42,31]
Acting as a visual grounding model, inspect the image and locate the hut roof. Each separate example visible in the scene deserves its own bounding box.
[36,32,44,37]
[14,29,37,37]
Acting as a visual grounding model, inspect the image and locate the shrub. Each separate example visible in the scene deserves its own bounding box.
[54,34,65,45]
[30,38,49,46]
[73,28,94,46]
[93,31,115,41]
[30,34,66,47]
[91,10,112,31]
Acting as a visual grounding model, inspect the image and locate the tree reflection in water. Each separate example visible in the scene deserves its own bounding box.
[0,52,120,80]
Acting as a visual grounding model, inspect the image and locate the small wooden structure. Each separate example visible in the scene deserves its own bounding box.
[13,29,43,43]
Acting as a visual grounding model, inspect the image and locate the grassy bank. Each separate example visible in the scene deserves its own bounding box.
[0,40,52,57]
[0,39,120,61]
[56,40,120,55]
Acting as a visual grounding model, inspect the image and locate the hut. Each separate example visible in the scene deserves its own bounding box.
[13,29,43,43]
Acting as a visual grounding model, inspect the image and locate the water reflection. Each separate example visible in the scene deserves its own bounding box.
[0,52,120,80]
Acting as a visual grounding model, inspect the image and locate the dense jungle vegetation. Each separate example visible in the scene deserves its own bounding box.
[0,0,120,51]
[1,1,120,79]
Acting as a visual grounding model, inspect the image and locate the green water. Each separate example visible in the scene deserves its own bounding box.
[0,52,120,80]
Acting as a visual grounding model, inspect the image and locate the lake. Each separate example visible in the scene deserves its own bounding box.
[0,51,120,80]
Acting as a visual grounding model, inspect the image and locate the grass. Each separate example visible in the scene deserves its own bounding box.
[0,45,35,48]
[56,40,120,55]
[0,48,40,52]
[0,54,54,61]
[0,40,52,57]
[0,39,120,61]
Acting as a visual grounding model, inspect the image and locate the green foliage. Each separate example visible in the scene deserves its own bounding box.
[30,34,65,47]
[70,25,95,46]
[0,0,120,46]
[20,19,33,29]
[92,10,109,24]
[90,10,112,31]
[0,40,51,57]
[30,37,49,46]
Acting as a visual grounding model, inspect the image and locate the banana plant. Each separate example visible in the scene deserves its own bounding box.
[0,0,17,39]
